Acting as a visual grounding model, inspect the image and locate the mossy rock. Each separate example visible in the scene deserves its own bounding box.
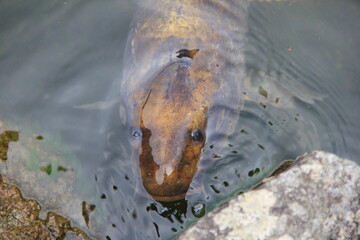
[0,120,101,239]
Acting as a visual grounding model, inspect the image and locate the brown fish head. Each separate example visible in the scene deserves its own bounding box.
[134,61,209,201]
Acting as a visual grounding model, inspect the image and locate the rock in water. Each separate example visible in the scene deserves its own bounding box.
[178,151,360,240]
[0,174,91,240]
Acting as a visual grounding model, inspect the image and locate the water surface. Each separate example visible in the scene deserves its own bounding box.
[0,0,359,239]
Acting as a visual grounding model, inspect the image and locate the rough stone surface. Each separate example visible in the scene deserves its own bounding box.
[0,121,100,239]
[178,151,360,240]
[0,174,91,240]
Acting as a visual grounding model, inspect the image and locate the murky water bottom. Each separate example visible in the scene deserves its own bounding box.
[0,0,359,239]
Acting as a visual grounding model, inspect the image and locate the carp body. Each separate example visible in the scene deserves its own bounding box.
[120,0,250,201]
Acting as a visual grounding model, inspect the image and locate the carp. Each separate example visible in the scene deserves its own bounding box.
[120,0,309,201]
[120,0,249,202]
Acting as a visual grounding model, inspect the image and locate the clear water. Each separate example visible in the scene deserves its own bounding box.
[0,0,359,239]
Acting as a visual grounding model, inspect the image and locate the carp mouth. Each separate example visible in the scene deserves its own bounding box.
[137,124,206,202]
[147,191,188,202]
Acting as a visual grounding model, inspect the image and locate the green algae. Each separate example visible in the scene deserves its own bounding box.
[0,130,19,161]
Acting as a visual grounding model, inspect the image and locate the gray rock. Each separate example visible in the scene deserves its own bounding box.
[178,151,360,240]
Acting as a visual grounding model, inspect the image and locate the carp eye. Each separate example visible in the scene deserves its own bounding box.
[131,127,142,139]
[191,129,205,142]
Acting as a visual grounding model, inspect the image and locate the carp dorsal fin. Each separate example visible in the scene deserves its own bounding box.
[141,89,152,110]
[176,49,199,59]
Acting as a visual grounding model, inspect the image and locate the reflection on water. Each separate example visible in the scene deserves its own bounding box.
[0,0,359,239]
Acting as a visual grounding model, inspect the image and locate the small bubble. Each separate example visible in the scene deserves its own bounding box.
[153,222,160,238]
[212,154,221,159]
[113,185,118,191]
[248,168,261,177]
[106,236,111,240]
[192,202,206,218]
[112,224,116,228]
[210,144,214,149]
[223,181,229,187]
[101,194,106,199]
[268,121,273,126]
[257,144,265,150]
[171,228,177,232]
[146,203,157,212]
[228,144,233,147]
[132,210,137,219]
[231,150,238,154]
[240,129,249,135]
[125,175,129,180]
[210,185,220,194]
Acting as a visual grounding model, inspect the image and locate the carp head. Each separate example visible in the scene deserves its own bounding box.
[131,61,208,201]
